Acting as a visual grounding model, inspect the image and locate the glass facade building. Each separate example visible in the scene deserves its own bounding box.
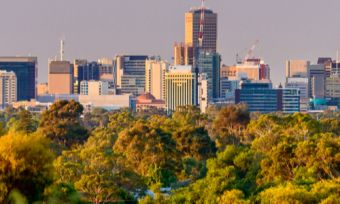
[0,57,37,101]
[197,50,221,100]
[235,81,300,113]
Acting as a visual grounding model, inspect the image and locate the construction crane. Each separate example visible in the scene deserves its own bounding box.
[243,40,259,63]
[198,0,206,48]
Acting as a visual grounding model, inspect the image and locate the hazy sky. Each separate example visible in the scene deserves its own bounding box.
[1,0,340,84]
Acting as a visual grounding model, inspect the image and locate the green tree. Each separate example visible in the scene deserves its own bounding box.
[7,109,38,134]
[212,104,250,148]
[0,132,54,203]
[54,128,145,203]
[39,100,88,149]
[113,121,179,186]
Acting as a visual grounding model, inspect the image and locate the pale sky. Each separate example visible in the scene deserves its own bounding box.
[1,0,340,85]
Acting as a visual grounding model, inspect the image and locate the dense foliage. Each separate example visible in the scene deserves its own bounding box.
[0,101,338,203]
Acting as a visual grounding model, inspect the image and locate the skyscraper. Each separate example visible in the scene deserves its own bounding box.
[165,65,197,112]
[197,50,221,99]
[145,58,168,100]
[0,57,37,101]
[185,8,217,53]
[115,55,148,95]
[0,71,17,108]
[73,60,100,94]
[48,60,73,95]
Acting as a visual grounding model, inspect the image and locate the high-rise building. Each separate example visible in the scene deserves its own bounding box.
[173,42,194,66]
[0,57,37,101]
[308,64,325,98]
[145,58,168,100]
[165,65,197,112]
[185,8,217,53]
[115,55,148,95]
[0,71,17,108]
[98,58,114,77]
[286,60,310,78]
[197,50,221,99]
[235,80,300,113]
[48,60,73,95]
[317,57,332,77]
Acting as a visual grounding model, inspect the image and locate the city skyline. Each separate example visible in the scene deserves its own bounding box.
[1,0,340,85]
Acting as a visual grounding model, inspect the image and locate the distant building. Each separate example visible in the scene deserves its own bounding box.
[97,58,114,78]
[308,64,325,98]
[135,93,165,112]
[115,55,148,95]
[80,80,109,96]
[221,59,270,81]
[173,42,194,66]
[48,60,73,95]
[73,60,100,94]
[317,57,332,77]
[37,83,49,96]
[185,8,217,53]
[286,60,310,78]
[198,74,208,113]
[325,76,340,98]
[0,71,17,108]
[197,50,221,99]
[235,80,300,113]
[285,77,309,111]
[145,58,168,100]
[165,65,197,112]
[0,57,37,101]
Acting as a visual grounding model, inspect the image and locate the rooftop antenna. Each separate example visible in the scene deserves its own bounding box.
[60,39,65,61]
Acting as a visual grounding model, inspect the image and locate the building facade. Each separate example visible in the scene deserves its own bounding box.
[145,58,168,100]
[80,80,109,96]
[48,60,73,95]
[165,65,197,112]
[235,80,300,113]
[286,60,310,78]
[185,8,217,54]
[308,64,325,98]
[197,50,221,99]
[0,71,17,108]
[173,42,194,66]
[115,55,148,95]
[0,57,37,101]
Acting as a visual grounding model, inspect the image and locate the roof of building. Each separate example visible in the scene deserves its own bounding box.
[136,93,165,105]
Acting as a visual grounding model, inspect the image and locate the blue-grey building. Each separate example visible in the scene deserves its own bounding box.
[197,50,221,100]
[73,60,100,94]
[115,55,148,95]
[0,57,37,101]
[235,80,300,113]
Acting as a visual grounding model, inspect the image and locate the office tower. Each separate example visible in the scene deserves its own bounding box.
[98,58,114,83]
[73,60,100,94]
[80,80,109,96]
[281,88,301,113]
[235,80,300,113]
[0,71,17,108]
[165,65,197,112]
[308,64,325,98]
[236,59,270,81]
[325,77,340,98]
[173,42,194,66]
[286,60,310,78]
[115,55,148,95]
[37,83,48,96]
[0,57,37,101]
[285,77,309,111]
[220,78,239,99]
[197,50,221,99]
[145,58,168,100]
[317,57,332,77]
[48,60,73,95]
[185,8,217,53]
